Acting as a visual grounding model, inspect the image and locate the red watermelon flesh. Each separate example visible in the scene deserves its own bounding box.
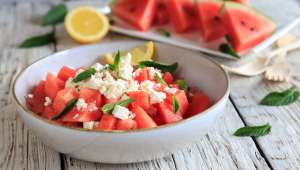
[152,1,169,26]
[112,0,157,31]
[166,0,192,33]
[231,0,250,5]
[222,2,276,52]
[196,0,227,42]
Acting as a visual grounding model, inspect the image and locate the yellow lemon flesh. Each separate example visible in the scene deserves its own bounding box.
[65,6,109,43]
[104,41,155,65]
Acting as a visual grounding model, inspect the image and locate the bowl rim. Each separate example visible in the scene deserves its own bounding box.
[12,41,230,134]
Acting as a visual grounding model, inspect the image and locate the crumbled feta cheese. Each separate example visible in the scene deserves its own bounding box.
[89,104,98,112]
[44,97,52,106]
[112,105,132,120]
[103,79,128,99]
[83,121,95,130]
[140,80,155,93]
[164,87,178,94]
[91,63,104,72]
[27,94,34,98]
[119,53,133,80]
[76,98,88,110]
[148,67,162,79]
[150,90,166,104]
[126,80,140,92]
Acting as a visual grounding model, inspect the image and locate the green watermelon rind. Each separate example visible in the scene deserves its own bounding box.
[221,1,277,30]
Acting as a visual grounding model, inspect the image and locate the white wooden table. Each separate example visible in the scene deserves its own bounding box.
[1,0,300,169]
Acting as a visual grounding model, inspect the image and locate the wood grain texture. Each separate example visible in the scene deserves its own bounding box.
[0,2,61,170]
[227,1,300,169]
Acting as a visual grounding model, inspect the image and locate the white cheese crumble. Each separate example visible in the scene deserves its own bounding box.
[83,121,95,130]
[76,98,88,110]
[148,67,162,79]
[27,94,34,98]
[140,80,166,104]
[150,90,166,104]
[119,53,134,80]
[126,80,140,92]
[44,97,52,106]
[91,63,104,72]
[164,87,178,94]
[112,105,133,120]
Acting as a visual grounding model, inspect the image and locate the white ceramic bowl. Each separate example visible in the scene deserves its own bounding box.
[13,41,230,163]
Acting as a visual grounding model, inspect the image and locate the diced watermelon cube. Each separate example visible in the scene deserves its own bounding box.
[157,102,183,124]
[57,66,76,81]
[134,68,149,83]
[95,114,117,130]
[127,91,150,109]
[26,80,46,114]
[116,119,137,130]
[45,73,65,100]
[61,103,102,122]
[163,72,174,84]
[187,90,211,117]
[52,88,78,113]
[132,106,157,129]
[79,88,102,107]
[165,90,189,116]
[42,106,57,120]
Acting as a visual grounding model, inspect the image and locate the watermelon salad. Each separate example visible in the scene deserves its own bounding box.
[26,52,211,131]
[112,0,276,53]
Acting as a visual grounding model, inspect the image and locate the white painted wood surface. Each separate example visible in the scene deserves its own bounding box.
[0,0,299,170]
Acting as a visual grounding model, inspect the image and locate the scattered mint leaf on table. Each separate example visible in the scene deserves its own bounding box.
[52,98,78,120]
[137,61,178,73]
[19,31,56,48]
[42,4,67,26]
[260,87,300,106]
[72,68,96,83]
[234,123,271,137]
[102,98,134,113]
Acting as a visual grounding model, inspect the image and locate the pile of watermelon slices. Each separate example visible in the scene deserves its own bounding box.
[112,0,276,53]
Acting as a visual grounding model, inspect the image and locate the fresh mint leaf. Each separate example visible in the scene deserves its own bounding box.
[219,43,240,58]
[155,74,167,85]
[156,28,171,37]
[234,123,271,137]
[108,51,121,74]
[172,95,179,113]
[101,98,134,113]
[72,68,96,83]
[52,98,77,120]
[42,4,67,26]
[19,32,55,48]
[260,87,300,106]
[137,61,178,73]
[176,79,188,91]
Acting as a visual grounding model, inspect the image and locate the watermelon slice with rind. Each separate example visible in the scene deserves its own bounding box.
[196,0,227,42]
[222,1,276,52]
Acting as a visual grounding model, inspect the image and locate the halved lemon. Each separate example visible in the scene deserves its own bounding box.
[65,6,109,43]
[104,41,155,65]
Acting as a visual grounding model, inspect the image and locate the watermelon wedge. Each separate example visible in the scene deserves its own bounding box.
[222,1,276,52]
[196,0,227,42]
[112,0,157,31]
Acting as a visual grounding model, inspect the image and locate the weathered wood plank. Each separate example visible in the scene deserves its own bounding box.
[55,3,270,167]
[0,2,61,170]
[227,0,300,169]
